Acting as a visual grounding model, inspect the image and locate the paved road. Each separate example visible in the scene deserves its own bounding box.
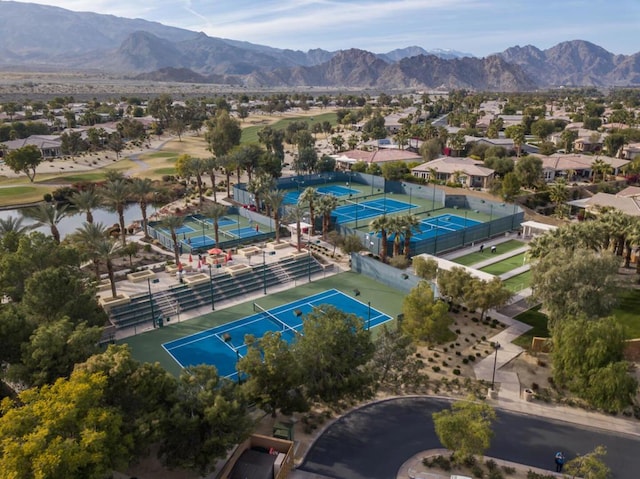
[298,397,639,479]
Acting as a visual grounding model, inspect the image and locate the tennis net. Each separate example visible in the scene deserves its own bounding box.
[341,199,388,216]
[421,221,457,233]
[220,229,237,239]
[190,216,211,229]
[253,303,300,337]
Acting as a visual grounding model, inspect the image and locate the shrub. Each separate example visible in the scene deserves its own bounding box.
[462,358,469,364]
[432,455,451,471]
[501,465,516,475]
[468,355,476,362]
[432,366,441,373]
[463,455,477,467]
[453,369,461,375]
[442,362,448,367]
[485,459,497,471]
[488,470,504,479]
[389,256,410,269]
[471,464,484,478]
[456,351,462,356]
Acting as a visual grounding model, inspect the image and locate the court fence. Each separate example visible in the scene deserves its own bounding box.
[148,206,276,254]
[350,253,423,295]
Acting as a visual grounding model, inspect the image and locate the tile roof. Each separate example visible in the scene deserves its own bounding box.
[411,156,494,177]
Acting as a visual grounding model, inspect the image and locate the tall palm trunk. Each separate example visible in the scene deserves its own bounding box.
[107,259,117,298]
[380,229,388,262]
[209,171,217,202]
[140,201,149,239]
[117,206,126,247]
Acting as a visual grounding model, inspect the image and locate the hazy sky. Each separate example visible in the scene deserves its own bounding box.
[13,0,640,56]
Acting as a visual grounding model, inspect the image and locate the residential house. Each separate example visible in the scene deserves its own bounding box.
[534,153,629,182]
[574,136,604,153]
[621,143,640,161]
[1,135,62,159]
[332,149,422,169]
[411,156,495,188]
[582,192,640,217]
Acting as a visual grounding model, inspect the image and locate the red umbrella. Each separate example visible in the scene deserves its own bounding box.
[208,247,223,255]
[178,262,183,272]
[188,253,193,263]
[197,259,202,270]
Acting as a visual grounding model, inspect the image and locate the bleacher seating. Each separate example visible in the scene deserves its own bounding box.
[108,255,326,329]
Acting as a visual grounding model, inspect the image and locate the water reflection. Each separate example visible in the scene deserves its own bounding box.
[0,204,158,239]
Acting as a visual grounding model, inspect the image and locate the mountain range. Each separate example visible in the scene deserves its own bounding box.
[1,1,639,91]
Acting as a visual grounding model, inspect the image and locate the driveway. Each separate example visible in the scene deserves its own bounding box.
[298,397,640,479]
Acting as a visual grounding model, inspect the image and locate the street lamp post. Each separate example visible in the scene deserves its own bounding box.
[491,342,501,390]
[263,250,276,294]
[488,204,494,238]
[308,247,312,282]
[432,183,437,211]
[367,301,371,330]
[208,264,215,310]
[147,277,155,327]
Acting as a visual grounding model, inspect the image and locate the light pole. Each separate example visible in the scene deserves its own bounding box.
[367,301,371,330]
[488,204,494,238]
[208,264,215,310]
[263,250,276,294]
[491,342,501,390]
[308,247,312,282]
[462,210,468,246]
[432,183,437,211]
[147,277,155,327]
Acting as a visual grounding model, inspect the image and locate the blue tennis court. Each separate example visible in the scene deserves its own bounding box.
[284,185,360,204]
[182,235,216,249]
[333,198,414,223]
[221,226,265,239]
[163,224,194,235]
[412,214,481,241]
[162,289,392,380]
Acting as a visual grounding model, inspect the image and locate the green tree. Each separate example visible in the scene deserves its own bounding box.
[22,202,69,244]
[504,124,525,157]
[176,154,207,206]
[296,306,375,403]
[69,189,102,224]
[501,171,521,200]
[401,281,451,343]
[11,317,102,387]
[0,370,132,479]
[317,193,339,240]
[100,179,131,247]
[129,177,155,239]
[514,156,543,188]
[22,266,105,326]
[264,189,286,243]
[76,345,178,456]
[299,187,319,235]
[369,215,391,262]
[564,445,611,479]
[553,317,636,412]
[464,277,512,321]
[162,215,185,266]
[201,202,228,246]
[205,110,242,158]
[437,267,472,306]
[413,256,438,280]
[530,119,555,142]
[159,366,252,474]
[432,396,496,462]
[4,144,43,182]
[371,326,423,393]
[238,332,307,417]
[530,248,620,325]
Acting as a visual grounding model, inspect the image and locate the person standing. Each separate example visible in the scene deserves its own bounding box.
[555,451,565,472]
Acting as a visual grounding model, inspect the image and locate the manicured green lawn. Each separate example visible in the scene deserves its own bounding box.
[502,270,532,292]
[0,186,40,197]
[153,167,177,175]
[512,305,549,349]
[480,253,528,275]
[453,239,526,266]
[241,112,338,145]
[512,289,640,350]
[613,289,640,339]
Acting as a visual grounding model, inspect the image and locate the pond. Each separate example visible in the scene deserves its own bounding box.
[0,203,158,239]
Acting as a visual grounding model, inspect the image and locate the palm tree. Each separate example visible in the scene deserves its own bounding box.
[548,178,569,218]
[387,216,404,258]
[204,156,219,203]
[94,237,122,298]
[101,179,131,247]
[370,215,391,262]
[201,202,227,246]
[0,215,34,238]
[400,214,420,259]
[285,204,306,252]
[69,189,102,224]
[129,177,155,239]
[72,221,109,279]
[264,189,286,243]
[591,158,613,183]
[247,172,275,214]
[299,187,319,235]
[22,202,69,244]
[162,215,185,265]
[317,194,339,240]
